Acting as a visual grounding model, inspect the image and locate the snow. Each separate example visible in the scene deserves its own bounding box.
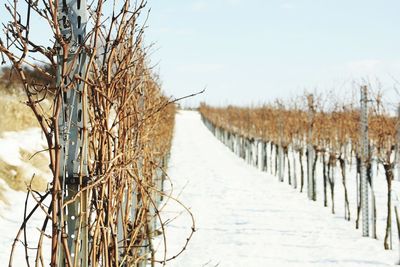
[0,128,45,166]
[0,111,399,266]
[0,182,51,266]
[155,110,398,266]
[0,128,51,266]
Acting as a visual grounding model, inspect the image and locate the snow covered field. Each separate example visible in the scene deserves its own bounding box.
[1,110,399,266]
[0,129,51,266]
[156,110,398,267]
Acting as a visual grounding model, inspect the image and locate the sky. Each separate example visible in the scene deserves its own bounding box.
[1,0,400,108]
[144,0,400,107]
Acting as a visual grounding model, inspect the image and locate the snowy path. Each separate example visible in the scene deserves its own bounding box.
[157,110,397,267]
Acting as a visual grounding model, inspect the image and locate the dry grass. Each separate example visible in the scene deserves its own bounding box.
[0,87,49,202]
[0,87,40,132]
[0,157,48,192]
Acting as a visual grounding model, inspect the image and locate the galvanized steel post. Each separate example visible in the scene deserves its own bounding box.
[278,106,284,182]
[258,141,265,171]
[307,94,316,200]
[360,86,369,237]
[57,0,89,265]
[397,104,400,181]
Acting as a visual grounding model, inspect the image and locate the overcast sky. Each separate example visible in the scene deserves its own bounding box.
[145,0,400,107]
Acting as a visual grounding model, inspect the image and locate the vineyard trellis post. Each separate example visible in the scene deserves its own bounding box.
[307,94,316,201]
[258,140,265,171]
[138,87,150,266]
[360,86,369,237]
[57,0,90,265]
[397,104,400,181]
[278,104,284,182]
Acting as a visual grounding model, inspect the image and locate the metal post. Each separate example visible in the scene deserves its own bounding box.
[238,136,242,158]
[234,134,237,155]
[278,109,284,182]
[360,86,369,237]
[238,135,241,156]
[138,87,149,267]
[252,140,257,166]
[247,139,251,164]
[278,145,284,182]
[397,104,400,181]
[236,135,239,155]
[258,141,265,171]
[233,134,237,154]
[266,142,269,172]
[245,139,250,164]
[292,145,297,189]
[307,94,316,200]
[57,0,89,265]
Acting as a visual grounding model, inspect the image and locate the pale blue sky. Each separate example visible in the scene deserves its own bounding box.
[145,0,400,107]
[1,1,399,107]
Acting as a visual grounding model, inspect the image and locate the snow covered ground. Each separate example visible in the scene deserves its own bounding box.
[1,111,399,266]
[0,129,51,266]
[155,110,398,267]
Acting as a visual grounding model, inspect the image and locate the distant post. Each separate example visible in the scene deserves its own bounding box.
[397,104,400,181]
[360,86,369,237]
[307,94,316,201]
[277,103,285,182]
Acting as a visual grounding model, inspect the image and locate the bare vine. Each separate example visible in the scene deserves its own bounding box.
[1,0,195,266]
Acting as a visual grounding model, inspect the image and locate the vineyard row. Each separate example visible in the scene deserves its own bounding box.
[199,88,400,253]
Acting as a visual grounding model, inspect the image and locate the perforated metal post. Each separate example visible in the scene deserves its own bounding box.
[292,146,297,189]
[307,94,316,200]
[397,104,400,181]
[257,140,265,171]
[360,86,369,237]
[278,143,284,182]
[245,139,250,164]
[278,105,284,182]
[57,0,89,265]
[252,140,258,166]
[138,87,149,267]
